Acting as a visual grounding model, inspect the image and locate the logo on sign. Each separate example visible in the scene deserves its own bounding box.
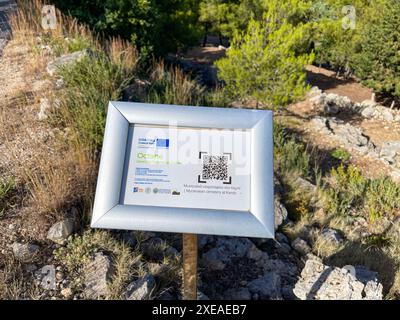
[138,138,169,149]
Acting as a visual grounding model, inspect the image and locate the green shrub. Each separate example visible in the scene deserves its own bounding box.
[0,177,15,217]
[53,0,202,57]
[323,164,400,221]
[365,177,400,221]
[54,53,135,151]
[324,165,366,216]
[215,18,314,108]
[353,0,400,98]
[274,124,310,177]
[331,148,351,161]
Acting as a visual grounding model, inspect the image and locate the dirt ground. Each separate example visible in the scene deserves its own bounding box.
[306,65,373,103]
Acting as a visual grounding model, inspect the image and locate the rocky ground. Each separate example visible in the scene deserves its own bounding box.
[0,7,396,300]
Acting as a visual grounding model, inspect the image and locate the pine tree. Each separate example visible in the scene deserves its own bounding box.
[215,17,314,108]
[353,0,400,98]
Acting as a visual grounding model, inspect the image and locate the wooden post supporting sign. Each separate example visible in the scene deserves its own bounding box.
[182,233,198,300]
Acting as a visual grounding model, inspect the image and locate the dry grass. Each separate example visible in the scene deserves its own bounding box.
[148,60,205,106]
[10,0,98,52]
[0,255,41,300]
[0,0,178,300]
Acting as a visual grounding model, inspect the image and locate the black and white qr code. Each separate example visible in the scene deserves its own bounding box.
[201,155,229,181]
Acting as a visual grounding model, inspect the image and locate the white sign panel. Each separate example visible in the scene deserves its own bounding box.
[91,102,274,238]
[121,125,251,211]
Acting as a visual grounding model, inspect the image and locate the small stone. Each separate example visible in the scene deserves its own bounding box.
[291,238,311,255]
[37,98,51,120]
[40,265,57,290]
[274,199,288,230]
[294,177,317,194]
[83,253,114,299]
[201,237,259,271]
[11,242,40,262]
[47,219,75,244]
[275,233,289,244]
[46,50,89,76]
[321,228,344,244]
[198,235,214,251]
[198,291,209,300]
[382,109,394,122]
[55,78,64,89]
[61,287,73,299]
[361,106,375,119]
[247,272,282,299]
[122,78,151,101]
[246,244,265,261]
[124,274,155,300]
[275,242,292,255]
[55,271,64,281]
[224,287,251,300]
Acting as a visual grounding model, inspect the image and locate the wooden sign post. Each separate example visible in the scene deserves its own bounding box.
[182,233,198,300]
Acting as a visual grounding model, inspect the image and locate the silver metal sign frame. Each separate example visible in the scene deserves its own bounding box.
[90,101,274,238]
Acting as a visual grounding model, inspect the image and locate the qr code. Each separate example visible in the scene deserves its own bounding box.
[201,155,228,181]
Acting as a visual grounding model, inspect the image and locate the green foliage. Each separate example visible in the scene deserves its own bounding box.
[365,177,400,221]
[215,17,314,107]
[274,124,310,177]
[199,0,312,40]
[353,0,400,98]
[53,0,202,57]
[54,230,136,297]
[54,53,135,151]
[324,164,366,216]
[0,177,15,217]
[324,165,400,221]
[331,148,351,161]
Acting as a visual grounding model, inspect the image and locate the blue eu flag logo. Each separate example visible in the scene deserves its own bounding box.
[156,139,169,148]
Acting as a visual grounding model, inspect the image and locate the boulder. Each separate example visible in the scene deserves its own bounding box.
[310,92,353,115]
[321,228,344,244]
[202,237,267,271]
[291,238,311,255]
[83,253,114,299]
[274,199,288,230]
[293,258,383,300]
[46,218,75,244]
[122,78,151,101]
[46,50,89,76]
[294,177,317,194]
[380,141,400,166]
[198,235,214,251]
[381,109,394,122]
[247,272,282,299]
[310,116,332,135]
[37,98,51,121]
[361,106,376,119]
[124,274,155,300]
[11,242,40,262]
[39,265,57,290]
